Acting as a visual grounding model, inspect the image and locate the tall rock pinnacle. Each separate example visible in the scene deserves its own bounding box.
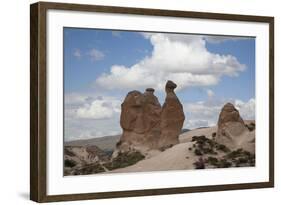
[159,80,185,148]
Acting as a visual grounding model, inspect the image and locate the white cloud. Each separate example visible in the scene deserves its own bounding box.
[72,48,105,61]
[65,115,122,141]
[64,92,255,141]
[184,98,255,129]
[88,48,105,61]
[64,93,122,141]
[65,93,89,106]
[96,33,246,91]
[73,49,82,58]
[234,98,255,120]
[76,98,121,119]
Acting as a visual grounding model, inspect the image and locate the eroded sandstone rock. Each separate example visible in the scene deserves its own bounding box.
[216,103,247,148]
[117,81,185,153]
[118,88,162,152]
[159,81,185,149]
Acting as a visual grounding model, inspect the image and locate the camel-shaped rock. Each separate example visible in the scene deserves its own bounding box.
[116,81,185,153]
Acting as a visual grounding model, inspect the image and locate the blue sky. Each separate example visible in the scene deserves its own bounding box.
[64,29,152,93]
[64,27,255,141]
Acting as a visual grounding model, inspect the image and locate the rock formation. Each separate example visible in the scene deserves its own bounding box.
[216,103,247,148]
[116,81,185,153]
[159,81,185,148]
[118,88,162,152]
[64,145,110,175]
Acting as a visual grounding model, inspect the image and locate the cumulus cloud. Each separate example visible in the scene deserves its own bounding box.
[65,115,122,141]
[184,98,255,129]
[96,33,246,91]
[64,93,122,141]
[88,48,105,61]
[72,48,105,61]
[65,93,121,120]
[76,98,121,119]
[64,92,255,141]
[234,98,255,120]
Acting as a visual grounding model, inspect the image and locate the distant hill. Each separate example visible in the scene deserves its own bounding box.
[195,126,210,130]
[180,128,190,134]
[64,134,121,152]
[65,128,190,151]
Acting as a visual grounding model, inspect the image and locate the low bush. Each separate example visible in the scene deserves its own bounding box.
[246,122,255,132]
[191,135,229,156]
[104,151,145,170]
[64,159,76,168]
[193,158,205,169]
[194,149,203,156]
[217,159,232,168]
[195,148,255,169]
[72,163,105,175]
[216,144,230,153]
[207,157,219,166]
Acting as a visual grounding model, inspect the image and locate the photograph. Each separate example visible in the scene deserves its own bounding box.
[30,2,274,202]
[63,28,256,176]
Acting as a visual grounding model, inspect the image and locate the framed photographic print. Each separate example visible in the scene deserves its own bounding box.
[30,1,274,202]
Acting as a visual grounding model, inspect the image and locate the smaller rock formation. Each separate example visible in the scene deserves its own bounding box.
[216,103,247,148]
[159,81,185,149]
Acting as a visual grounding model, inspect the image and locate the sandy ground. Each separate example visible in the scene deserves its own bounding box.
[110,125,255,173]
[110,141,196,173]
[110,127,217,173]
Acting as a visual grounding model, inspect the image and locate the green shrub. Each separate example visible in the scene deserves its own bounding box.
[72,163,105,175]
[207,157,219,166]
[227,149,247,159]
[246,122,255,131]
[194,149,202,156]
[217,159,232,168]
[116,140,122,147]
[191,135,229,156]
[238,157,248,164]
[64,159,76,168]
[193,158,205,169]
[191,135,255,169]
[216,144,230,153]
[226,149,255,167]
[104,151,145,170]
